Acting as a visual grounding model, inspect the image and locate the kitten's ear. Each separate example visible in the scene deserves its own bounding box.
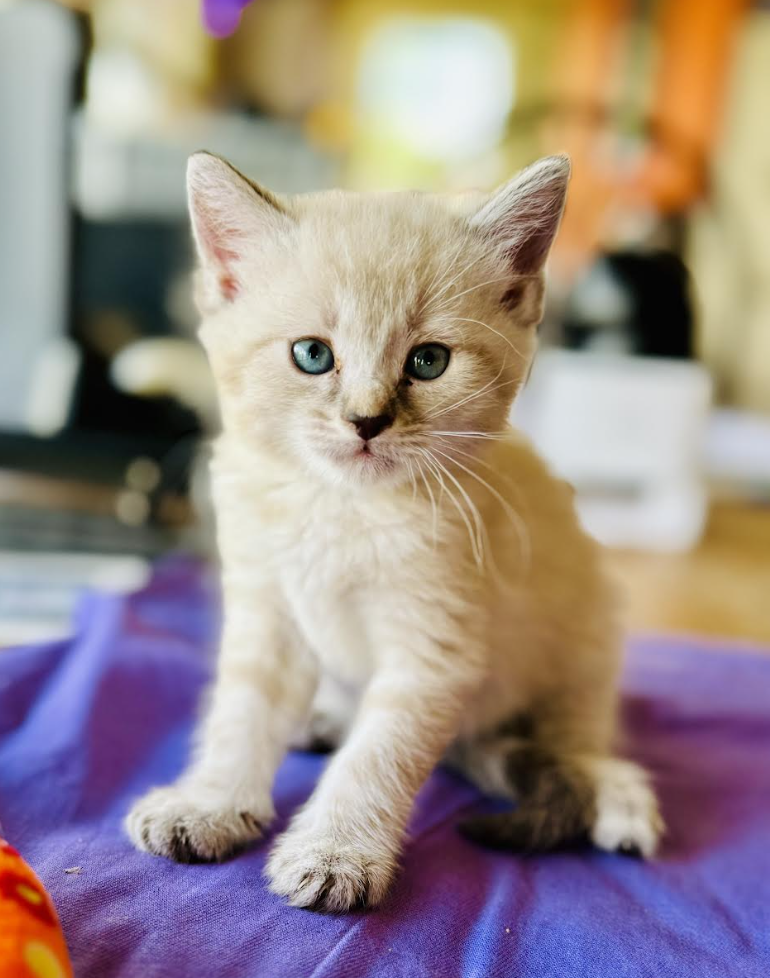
[470,155,570,275]
[187,151,290,306]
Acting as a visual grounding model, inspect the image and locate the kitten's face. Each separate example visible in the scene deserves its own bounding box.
[190,155,569,488]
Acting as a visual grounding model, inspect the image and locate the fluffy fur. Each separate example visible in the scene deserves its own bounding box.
[125,153,663,912]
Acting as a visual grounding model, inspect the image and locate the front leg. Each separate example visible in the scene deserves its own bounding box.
[266,631,483,911]
[125,580,317,862]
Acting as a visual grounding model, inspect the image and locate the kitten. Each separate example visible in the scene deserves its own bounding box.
[125,152,663,912]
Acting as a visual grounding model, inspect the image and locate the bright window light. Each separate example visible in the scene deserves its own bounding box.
[357,17,515,164]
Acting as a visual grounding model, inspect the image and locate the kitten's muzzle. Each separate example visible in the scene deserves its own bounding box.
[346,413,394,442]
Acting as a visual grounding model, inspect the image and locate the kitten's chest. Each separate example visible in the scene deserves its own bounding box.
[287,581,372,684]
[277,504,421,683]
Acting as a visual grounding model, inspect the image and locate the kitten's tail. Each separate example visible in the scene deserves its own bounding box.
[458,746,595,852]
[458,748,662,857]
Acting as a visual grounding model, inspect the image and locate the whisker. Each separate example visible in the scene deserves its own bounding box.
[445,317,525,357]
[430,275,510,313]
[421,238,468,312]
[433,436,530,523]
[423,449,485,569]
[427,376,520,422]
[419,449,483,569]
[434,437,512,485]
[416,458,439,548]
[424,252,492,313]
[426,261,542,321]
[423,359,508,422]
[404,457,417,500]
[424,449,508,586]
[431,447,531,572]
[432,430,509,440]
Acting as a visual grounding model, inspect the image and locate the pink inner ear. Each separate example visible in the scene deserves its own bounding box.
[218,271,239,301]
[194,195,244,301]
[207,228,242,301]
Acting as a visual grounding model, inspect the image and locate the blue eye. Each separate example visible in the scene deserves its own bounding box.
[292,338,334,375]
[406,344,450,380]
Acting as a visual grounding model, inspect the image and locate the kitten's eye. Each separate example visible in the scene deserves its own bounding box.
[291,339,334,375]
[406,343,450,381]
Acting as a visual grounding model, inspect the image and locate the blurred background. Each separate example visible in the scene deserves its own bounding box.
[0,0,768,644]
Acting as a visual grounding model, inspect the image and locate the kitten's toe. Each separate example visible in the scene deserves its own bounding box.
[125,785,270,863]
[265,825,395,912]
[590,759,664,859]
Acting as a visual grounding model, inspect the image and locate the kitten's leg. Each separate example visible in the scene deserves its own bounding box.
[289,673,355,753]
[444,711,536,799]
[266,651,483,911]
[445,734,524,800]
[125,584,317,862]
[458,711,663,856]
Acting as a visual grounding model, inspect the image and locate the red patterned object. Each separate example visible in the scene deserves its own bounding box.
[0,838,73,978]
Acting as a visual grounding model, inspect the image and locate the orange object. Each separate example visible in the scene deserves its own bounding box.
[0,838,73,978]
[547,0,749,284]
[637,0,749,212]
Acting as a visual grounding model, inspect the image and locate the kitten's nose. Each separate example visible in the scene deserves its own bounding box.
[347,413,394,441]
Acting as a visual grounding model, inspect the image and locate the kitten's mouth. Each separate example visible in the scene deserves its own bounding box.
[354,444,391,466]
[340,441,397,474]
[319,437,400,481]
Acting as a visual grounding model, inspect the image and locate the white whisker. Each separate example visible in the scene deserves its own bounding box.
[445,317,525,357]
[427,376,520,422]
[434,436,530,522]
[431,447,531,572]
[415,457,439,548]
[423,449,485,569]
[423,359,508,422]
[405,457,418,501]
[435,437,512,485]
[425,450,507,585]
[430,275,509,313]
[432,430,509,440]
[424,252,492,313]
[421,238,468,311]
[419,449,483,569]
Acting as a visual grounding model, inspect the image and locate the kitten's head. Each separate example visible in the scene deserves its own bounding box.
[188,152,569,487]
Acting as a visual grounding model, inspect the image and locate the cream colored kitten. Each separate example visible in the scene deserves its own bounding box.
[125,152,663,912]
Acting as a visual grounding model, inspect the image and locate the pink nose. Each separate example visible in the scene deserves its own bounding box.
[347,414,394,441]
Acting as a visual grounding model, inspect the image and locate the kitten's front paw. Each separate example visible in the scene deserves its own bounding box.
[265,824,396,912]
[125,785,271,863]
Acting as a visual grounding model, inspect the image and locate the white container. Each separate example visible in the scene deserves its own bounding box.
[514,350,713,551]
[0,1,81,433]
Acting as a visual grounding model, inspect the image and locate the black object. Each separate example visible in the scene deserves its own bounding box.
[562,249,693,359]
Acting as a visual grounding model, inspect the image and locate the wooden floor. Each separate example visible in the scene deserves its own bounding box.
[607,501,770,647]
[1,468,768,648]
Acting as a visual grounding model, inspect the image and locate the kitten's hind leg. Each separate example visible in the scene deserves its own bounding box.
[444,715,535,800]
[289,673,355,753]
[586,756,664,857]
[457,729,663,856]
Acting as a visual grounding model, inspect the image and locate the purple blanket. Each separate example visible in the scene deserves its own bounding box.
[1,559,769,977]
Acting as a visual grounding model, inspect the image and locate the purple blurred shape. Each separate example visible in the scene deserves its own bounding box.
[201,0,254,38]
